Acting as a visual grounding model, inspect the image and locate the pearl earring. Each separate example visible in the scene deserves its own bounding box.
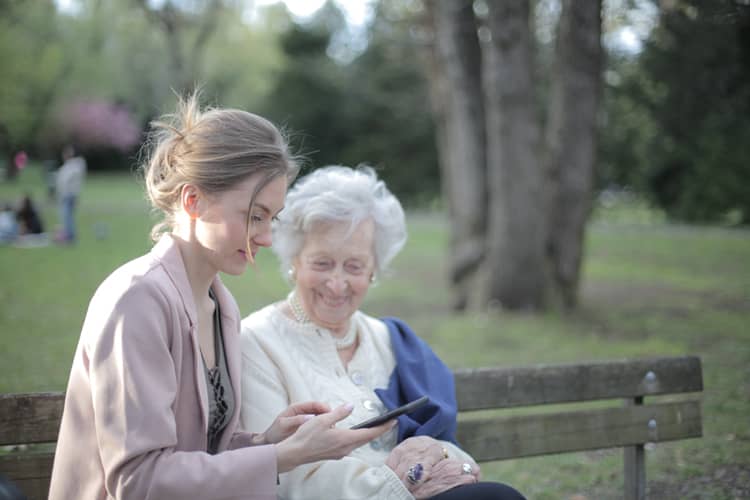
[287,266,296,284]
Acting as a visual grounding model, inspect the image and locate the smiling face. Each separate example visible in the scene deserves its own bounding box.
[194,174,287,276]
[293,219,376,335]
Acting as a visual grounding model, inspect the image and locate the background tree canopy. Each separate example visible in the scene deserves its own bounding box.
[1,0,748,223]
[599,0,750,224]
[260,1,439,203]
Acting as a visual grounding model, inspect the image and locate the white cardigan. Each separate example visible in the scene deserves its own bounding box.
[239,304,472,500]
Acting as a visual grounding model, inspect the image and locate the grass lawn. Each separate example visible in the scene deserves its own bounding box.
[1,165,748,498]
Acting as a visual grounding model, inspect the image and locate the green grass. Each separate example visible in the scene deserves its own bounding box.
[2,165,749,498]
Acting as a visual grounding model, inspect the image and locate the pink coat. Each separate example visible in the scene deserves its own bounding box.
[49,235,277,500]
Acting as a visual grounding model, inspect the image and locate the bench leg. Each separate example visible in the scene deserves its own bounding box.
[624,443,645,500]
[624,396,646,500]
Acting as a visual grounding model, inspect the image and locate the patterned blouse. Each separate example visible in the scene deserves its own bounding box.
[204,289,235,455]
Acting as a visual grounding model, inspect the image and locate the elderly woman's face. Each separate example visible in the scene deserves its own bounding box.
[293,219,375,333]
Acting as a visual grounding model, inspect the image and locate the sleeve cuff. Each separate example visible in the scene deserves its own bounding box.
[228,430,259,450]
[379,464,414,499]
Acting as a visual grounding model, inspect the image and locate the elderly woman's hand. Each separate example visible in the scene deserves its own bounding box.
[385,436,480,498]
[409,459,480,499]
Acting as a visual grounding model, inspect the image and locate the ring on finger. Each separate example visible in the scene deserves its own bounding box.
[461,463,473,475]
[407,463,424,485]
[441,447,449,460]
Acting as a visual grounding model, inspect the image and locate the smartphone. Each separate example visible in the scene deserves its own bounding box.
[350,396,430,429]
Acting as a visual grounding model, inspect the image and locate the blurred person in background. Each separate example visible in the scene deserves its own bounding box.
[16,194,44,235]
[49,95,392,500]
[44,159,59,201]
[13,150,27,173]
[54,145,86,243]
[0,202,19,244]
[240,166,525,500]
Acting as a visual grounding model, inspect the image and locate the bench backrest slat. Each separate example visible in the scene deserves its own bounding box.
[454,356,703,411]
[0,392,64,445]
[0,453,54,482]
[457,400,702,461]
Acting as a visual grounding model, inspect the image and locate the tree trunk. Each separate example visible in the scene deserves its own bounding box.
[482,0,547,310]
[423,0,487,311]
[134,0,222,94]
[544,0,603,309]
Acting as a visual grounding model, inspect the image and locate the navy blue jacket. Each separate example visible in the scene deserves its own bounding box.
[375,317,458,444]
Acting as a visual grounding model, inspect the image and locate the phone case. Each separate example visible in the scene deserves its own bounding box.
[350,396,430,429]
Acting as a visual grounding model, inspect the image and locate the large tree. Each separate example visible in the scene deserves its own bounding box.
[424,0,603,310]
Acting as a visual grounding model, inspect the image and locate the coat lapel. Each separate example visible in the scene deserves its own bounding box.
[151,235,209,431]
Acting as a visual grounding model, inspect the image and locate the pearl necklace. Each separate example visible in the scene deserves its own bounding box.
[288,291,310,324]
[334,321,359,350]
[287,292,358,350]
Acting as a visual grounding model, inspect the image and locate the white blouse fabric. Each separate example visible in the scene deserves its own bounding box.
[240,303,472,500]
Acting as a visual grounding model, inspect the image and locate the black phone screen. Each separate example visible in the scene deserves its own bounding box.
[350,396,430,429]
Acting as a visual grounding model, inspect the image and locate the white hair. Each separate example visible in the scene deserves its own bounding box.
[272,165,407,279]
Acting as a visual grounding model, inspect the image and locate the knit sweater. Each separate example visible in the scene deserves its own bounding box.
[239,304,472,500]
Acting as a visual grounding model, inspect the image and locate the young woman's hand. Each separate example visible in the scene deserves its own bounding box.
[385,436,479,498]
[257,401,332,445]
[275,403,395,473]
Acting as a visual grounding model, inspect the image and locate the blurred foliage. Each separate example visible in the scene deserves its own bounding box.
[341,2,440,203]
[0,0,286,169]
[1,0,748,218]
[261,0,439,204]
[0,0,69,156]
[599,0,750,224]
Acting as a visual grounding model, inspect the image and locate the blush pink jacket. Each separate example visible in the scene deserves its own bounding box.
[49,235,278,500]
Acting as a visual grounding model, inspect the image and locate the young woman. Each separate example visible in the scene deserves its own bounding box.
[48,97,392,500]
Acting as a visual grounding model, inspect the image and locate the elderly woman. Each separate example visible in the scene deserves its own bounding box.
[240,166,524,500]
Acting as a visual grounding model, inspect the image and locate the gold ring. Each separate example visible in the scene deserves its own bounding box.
[441,447,449,460]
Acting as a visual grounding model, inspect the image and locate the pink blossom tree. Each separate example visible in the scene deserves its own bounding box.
[61,99,142,153]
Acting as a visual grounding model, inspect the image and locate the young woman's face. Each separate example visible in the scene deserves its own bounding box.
[195,174,287,276]
[293,219,375,334]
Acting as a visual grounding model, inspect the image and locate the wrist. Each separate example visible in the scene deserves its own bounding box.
[275,441,301,474]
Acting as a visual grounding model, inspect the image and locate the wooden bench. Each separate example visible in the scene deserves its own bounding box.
[454,355,703,499]
[0,355,702,500]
